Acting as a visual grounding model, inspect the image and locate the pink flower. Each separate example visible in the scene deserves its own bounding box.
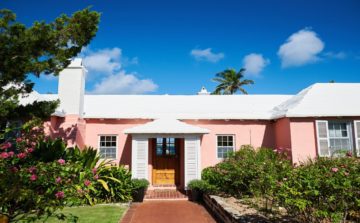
[331,167,339,173]
[17,153,26,159]
[94,174,99,180]
[55,177,62,183]
[57,159,65,165]
[16,137,22,143]
[8,151,14,157]
[92,168,97,175]
[55,191,65,199]
[30,174,38,181]
[1,142,11,150]
[1,152,9,159]
[346,151,353,157]
[28,166,36,173]
[84,179,91,187]
[77,189,83,194]
[344,172,350,176]
[27,148,34,153]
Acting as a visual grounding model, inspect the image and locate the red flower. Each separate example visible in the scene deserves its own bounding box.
[16,137,22,143]
[17,153,26,159]
[30,174,38,181]
[8,151,14,157]
[346,151,353,157]
[84,179,91,187]
[331,167,339,173]
[27,148,34,153]
[55,191,65,199]
[1,152,9,159]
[57,159,65,165]
[92,168,97,175]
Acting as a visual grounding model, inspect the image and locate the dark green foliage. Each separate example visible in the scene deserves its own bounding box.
[187,179,215,193]
[32,138,66,162]
[212,68,254,95]
[66,146,100,169]
[131,178,149,190]
[0,8,100,125]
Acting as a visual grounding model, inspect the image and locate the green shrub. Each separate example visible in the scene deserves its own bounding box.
[276,157,360,222]
[187,179,215,193]
[202,145,292,199]
[131,178,149,190]
[92,166,133,203]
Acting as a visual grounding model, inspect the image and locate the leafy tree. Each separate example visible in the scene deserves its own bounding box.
[0,8,100,126]
[212,68,254,94]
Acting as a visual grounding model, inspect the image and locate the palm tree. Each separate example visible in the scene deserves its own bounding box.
[212,68,254,94]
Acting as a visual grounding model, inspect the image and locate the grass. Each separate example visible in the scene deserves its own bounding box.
[35,205,128,223]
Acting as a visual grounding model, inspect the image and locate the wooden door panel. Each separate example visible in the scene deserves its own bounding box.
[152,138,180,186]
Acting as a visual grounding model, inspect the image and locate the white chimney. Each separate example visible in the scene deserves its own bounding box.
[58,58,85,116]
[197,86,210,95]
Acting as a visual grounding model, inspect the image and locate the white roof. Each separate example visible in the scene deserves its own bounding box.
[82,94,291,120]
[124,118,210,134]
[19,83,360,120]
[272,83,360,118]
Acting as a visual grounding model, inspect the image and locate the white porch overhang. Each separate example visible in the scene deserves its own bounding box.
[123,118,210,135]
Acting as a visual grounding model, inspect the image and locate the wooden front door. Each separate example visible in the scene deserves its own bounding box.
[152,138,180,185]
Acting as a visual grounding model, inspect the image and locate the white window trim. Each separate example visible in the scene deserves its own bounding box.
[98,134,118,160]
[216,134,235,159]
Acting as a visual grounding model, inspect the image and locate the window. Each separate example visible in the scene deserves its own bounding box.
[99,135,117,159]
[328,121,352,154]
[156,138,176,156]
[217,135,234,158]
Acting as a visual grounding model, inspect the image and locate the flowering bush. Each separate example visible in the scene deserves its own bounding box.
[0,121,132,221]
[276,157,360,222]
[202,145,292,200]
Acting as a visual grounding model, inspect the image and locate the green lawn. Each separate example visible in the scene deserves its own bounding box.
[36,205,128,223]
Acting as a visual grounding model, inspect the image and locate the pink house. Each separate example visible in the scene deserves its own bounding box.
[24,59,360,189]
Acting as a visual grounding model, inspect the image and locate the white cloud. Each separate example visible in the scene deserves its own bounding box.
[278,28,325,68]
[90,71,158,94]
[81,47,158,94]
[82,47,122,74]
[190,48,224,63]
[242,53,270,76]
[324,51,347,59]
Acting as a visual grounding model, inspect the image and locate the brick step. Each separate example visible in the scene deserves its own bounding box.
[144,189,188,200]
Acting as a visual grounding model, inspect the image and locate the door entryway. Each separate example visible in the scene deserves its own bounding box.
[152,138,180,186]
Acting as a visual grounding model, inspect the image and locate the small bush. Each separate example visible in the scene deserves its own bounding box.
[187,179,215,193]
[131,178,149,190]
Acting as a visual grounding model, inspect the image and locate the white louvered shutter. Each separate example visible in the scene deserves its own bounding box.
[131,137,148,179]
[315,120,330,157]
[354,121,360,157]
[184,136,200,188]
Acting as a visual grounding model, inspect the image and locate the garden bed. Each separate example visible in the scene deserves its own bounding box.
[203,194,297,223]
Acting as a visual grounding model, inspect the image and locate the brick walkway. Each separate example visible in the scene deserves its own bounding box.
[120,201,216,223]
[144,190,187,200]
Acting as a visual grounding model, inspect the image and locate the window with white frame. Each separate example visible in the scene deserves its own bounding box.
[217,135,234,158]
[328,121,352,154]
[99,135,117,159]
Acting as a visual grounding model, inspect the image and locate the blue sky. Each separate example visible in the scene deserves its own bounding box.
[3,0,360,95]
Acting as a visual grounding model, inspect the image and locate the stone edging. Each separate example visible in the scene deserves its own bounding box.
[203,194,270,223]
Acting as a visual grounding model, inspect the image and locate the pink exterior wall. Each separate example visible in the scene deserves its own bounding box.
[83,119,151,166]
[288,118,317,163]
[184,120,275,169]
